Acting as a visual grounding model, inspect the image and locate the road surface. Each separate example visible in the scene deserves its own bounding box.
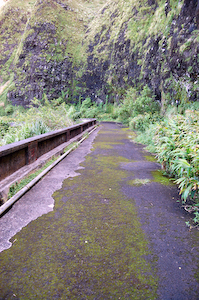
[0,122,199,299]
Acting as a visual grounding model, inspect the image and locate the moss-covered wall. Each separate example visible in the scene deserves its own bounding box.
[0,0,198,106]
[82,0,199,104]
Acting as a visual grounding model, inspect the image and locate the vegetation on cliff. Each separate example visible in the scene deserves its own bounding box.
[0,0,199,107]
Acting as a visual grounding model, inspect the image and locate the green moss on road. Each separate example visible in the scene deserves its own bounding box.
[151,170,173,186]
[0,125,158,299]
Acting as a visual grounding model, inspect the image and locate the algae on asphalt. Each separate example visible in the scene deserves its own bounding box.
[0,123,199,299]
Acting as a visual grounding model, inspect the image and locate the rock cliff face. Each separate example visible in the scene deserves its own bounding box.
[81,0,199,105]
[0,0,91,106]
[0,0,198,106]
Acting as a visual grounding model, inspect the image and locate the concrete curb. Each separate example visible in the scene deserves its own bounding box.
[0,126,98,216]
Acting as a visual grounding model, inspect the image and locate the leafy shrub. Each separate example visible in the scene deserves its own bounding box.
[76,97,97,119]
[67,105,77,120]
[75,97,109,120]
[117,88,136,123]
[107,105,119,120]
[81,97,92,109]
[154,110,199,206]
[117,86,160,124]
[132,108,199,226]
[134,123,157,153]
[129,113,162,132]
[133,86,160,116]
[129,113,151,132]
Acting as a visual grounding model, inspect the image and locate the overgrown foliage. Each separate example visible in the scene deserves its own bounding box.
[153,111,199,226]
[0,94,118,145]
[0,88,199,227]
[117,86,160,124]
[132,106,199,227]
[111,87,199,227]
[0,97,74,146]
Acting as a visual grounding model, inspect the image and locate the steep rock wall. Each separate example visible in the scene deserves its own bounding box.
[0,0,107,106]
[80,0,199,105]
[0,0,199,106]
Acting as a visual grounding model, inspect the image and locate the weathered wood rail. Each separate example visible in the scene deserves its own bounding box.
[0,119,96,182]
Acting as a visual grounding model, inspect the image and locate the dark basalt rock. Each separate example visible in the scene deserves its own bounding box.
[2,0,199,106]
[77,0,199,104]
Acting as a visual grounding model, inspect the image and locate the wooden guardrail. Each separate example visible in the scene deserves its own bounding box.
[0,119,96,182]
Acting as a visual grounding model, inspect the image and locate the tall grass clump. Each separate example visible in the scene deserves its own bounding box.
[0,94,119,146]
[0,96,75,146]
[152,110,199,226]
[133,122,158,153]
[154,110,199,201]
[2,120,50,145]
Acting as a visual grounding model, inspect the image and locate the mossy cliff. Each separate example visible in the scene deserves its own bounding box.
[83,0,199,104]
[0,0,107,105]
[0,0,199,106]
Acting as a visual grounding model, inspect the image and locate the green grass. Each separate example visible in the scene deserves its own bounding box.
[63,141,78,153]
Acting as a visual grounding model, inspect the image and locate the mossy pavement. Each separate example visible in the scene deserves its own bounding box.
[0,122,199,299]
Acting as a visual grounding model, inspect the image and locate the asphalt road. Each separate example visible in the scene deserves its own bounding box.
[0,122,199,299]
